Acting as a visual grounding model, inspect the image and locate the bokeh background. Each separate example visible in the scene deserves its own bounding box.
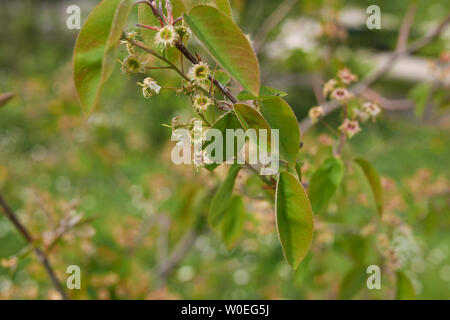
[0,0,449,299]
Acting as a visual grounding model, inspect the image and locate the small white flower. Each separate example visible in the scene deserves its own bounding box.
[353,108,370,123]
[192,93,213,112]
[309,106,324,123]
[331,87,351,101]
[188,62,210,86]
[362,102,381,119]
[339,119,361,138]
[138,77,161,98]
[154,26,179,47]
[323,79,338,98]
[338,68,358,84]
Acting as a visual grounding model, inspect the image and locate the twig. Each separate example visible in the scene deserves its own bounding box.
[253,0,298,53]
[335,104,348,156]
[174,41,237,103]
[0,92,15,108]
[300,14,450,133]
[156,229,197,279]
[396,1,418,51]
[0,193,69,300]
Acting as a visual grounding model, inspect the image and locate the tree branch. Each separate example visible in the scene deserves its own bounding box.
[300,14,450,133]
[0,193,69,300]
[253,0,298,53]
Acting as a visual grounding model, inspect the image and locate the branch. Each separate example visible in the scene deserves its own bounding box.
[156,228,198,279]
[300,14,450,133]
[0,193,69,300]
[396,1,418,51]
[174,41,238,103]
[0,92,15,108]
[253,0,298,53]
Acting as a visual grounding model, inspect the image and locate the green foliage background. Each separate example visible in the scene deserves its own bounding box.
[0,0,449,299]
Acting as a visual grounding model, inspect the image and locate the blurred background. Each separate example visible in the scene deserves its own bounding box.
[0,0,449,299]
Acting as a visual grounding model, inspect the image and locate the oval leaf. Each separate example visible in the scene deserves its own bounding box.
[220,195,246,250]
[237,86,288,101]
[353,157,383,216]
[74,0,134,116]
[184,5,260,96]
[276,172,314,269]
[260,98,300,166]
[183,0,232,17]
[308,156,345,214]
[234,103,272,152]
[204,112,244,171]
[209,164,241,228]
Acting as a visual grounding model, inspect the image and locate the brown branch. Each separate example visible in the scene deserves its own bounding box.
[362,88,414,111]
[396,1,418,51]
[300,14,450,133]
[0,92,15,108]
[175,41,238,103]
[0,193,69,300]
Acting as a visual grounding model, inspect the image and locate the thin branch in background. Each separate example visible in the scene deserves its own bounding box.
[156,228,198,279]
[0,193,69,300]
[0,92,15,108]
[253,0,298,53]
[300,14,450,133]
[396,1,418,51]
[335,104,348,157]
[362,88,414,111]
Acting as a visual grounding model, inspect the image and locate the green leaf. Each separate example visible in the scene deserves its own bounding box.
[275,172,314,269]
[203,112,244,171]
[184,5,260,97]
[260,98,300,166]
[209,164,241,228]
[237,86,288,101]
[220,196,246,250]
[74,0,134,116]
[234,103,273,153]
[308,156,345,214]
[353,157,383,217]
[396,271,416,300]
[338,265,367,300]
[182,0,232,17]
[0,93,15,108]
[213,70,231,86]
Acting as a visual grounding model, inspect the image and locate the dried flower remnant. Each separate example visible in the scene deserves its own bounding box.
[339,119,361,138]
[192,93,213,112]
[188,62,211,86]
[175,25,191,42]
[121,55,145,74]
